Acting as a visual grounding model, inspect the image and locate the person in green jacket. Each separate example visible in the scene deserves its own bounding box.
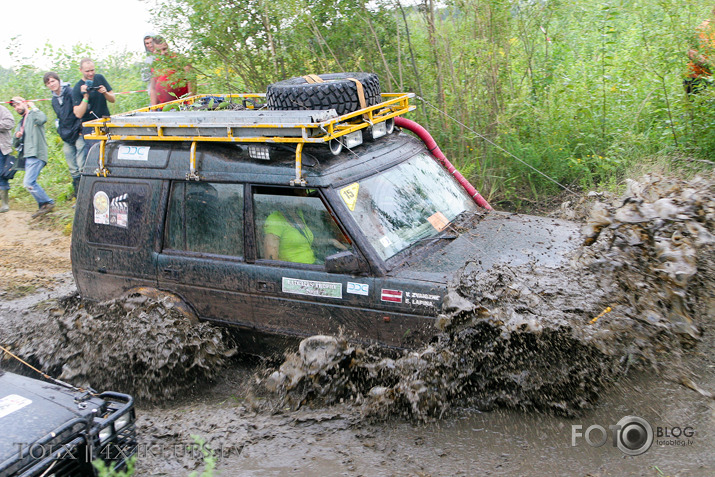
[264,208,317,264]
[263,203,349,264]
[10,96,54,217]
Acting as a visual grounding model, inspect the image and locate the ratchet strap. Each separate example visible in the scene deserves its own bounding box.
[302,74,368,118]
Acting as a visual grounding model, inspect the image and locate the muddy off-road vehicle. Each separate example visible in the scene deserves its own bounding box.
[0,369,136,476]
[71,73,578,348]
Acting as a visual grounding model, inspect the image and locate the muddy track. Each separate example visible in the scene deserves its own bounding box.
[1,178,714,476]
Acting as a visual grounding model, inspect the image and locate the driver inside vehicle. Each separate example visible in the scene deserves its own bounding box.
[260,189,348,264]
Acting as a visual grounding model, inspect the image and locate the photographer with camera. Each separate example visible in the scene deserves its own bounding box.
[72,58,115,148]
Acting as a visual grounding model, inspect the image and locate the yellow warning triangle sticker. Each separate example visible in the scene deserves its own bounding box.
[339,183,360,211]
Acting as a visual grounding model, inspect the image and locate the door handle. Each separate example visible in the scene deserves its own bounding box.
[162,268,180,280]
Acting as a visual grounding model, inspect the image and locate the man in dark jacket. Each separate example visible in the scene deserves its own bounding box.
[44,72,85,197]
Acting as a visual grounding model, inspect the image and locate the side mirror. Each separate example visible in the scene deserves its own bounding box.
[325,251,366,274]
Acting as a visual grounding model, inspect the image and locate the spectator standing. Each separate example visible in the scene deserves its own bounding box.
[150,37,194,106]
[44,72,85,197]
[0,105,15,212]
[72,58,115,148]
[10,97,54,218]
[141,33,157,99]
[685,7,715,95]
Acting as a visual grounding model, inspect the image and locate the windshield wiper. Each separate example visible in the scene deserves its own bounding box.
[411,234,458,246]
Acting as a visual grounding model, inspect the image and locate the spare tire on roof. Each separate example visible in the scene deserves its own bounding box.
[266,72,381,116]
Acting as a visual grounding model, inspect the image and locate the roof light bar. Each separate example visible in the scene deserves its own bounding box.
[343,130,363,149]
[248,145,271,160]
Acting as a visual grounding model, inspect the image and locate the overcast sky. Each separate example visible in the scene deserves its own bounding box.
[1,0,155,69]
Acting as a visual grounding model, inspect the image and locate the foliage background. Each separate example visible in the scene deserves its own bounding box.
[1,0,713,211]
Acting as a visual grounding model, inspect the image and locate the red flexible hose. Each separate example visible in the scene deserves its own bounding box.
[394,117,492,210]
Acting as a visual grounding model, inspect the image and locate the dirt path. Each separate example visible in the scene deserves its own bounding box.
[1,208,713,476]
[0,210,71,299]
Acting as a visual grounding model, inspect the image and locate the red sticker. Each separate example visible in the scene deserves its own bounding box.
[381,289,403,303]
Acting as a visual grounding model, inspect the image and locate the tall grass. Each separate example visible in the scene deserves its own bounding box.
[1,0,713,209]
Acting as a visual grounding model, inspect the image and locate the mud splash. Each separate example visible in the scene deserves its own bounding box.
[265,174,715,418]
[1,294,236,400]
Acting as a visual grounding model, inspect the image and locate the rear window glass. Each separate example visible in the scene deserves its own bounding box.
[165,182,244,257]
[86,181,150,248]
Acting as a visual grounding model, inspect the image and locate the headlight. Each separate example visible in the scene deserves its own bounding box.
[371,121,387,139]
[99,425,113,444]
[114,413,132,431]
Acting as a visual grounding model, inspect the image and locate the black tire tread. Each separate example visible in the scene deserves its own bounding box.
[266,73,381,115]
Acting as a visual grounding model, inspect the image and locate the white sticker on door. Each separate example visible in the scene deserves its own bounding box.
[347,282,369,296]
[282,277,343,299]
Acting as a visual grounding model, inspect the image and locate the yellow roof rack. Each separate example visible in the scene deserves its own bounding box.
[84,92,415,184]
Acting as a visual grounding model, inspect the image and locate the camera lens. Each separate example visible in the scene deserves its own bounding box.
[615,416,653,456]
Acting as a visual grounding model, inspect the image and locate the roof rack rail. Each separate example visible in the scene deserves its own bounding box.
[84,92,415,184]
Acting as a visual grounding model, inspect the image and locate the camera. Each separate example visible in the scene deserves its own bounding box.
[85,80,99,93]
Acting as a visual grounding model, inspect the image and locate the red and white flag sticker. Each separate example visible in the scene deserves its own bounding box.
[381,289,403,303]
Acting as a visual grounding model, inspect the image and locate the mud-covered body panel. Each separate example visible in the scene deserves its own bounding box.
[389,212,581,283]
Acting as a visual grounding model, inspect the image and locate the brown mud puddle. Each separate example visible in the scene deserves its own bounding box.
[1,174,714,475]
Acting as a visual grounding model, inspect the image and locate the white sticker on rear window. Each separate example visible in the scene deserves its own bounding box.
[94,192,129,228]
[94,191,110,224]
[117,146,150,161]
[0,394,32,419]
[379,236,392,248]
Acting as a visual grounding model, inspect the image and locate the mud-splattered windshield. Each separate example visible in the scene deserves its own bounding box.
[338,152,478,261]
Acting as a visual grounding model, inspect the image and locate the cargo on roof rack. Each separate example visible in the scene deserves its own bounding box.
[84,93,415,184]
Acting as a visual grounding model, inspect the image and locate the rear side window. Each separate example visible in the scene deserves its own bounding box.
[165,182,244,257]
[86,181,150,248]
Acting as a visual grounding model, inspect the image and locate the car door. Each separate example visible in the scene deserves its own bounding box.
[247,185,388,342]
[157,181,255,325]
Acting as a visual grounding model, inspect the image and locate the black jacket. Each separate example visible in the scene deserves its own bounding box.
[52,82,82,142]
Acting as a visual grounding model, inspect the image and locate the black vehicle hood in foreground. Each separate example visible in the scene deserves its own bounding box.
[389,212,582,284]
[0,371,104,466]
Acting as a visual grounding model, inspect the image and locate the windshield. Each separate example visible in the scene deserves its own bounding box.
[338,152,478,261]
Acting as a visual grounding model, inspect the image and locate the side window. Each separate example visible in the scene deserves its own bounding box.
[253,187,350,266]
[86,180,150,248]
[165,182,244,257]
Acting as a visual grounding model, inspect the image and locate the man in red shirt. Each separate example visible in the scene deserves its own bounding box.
[684,8,715,95]
[150,37,194,105]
